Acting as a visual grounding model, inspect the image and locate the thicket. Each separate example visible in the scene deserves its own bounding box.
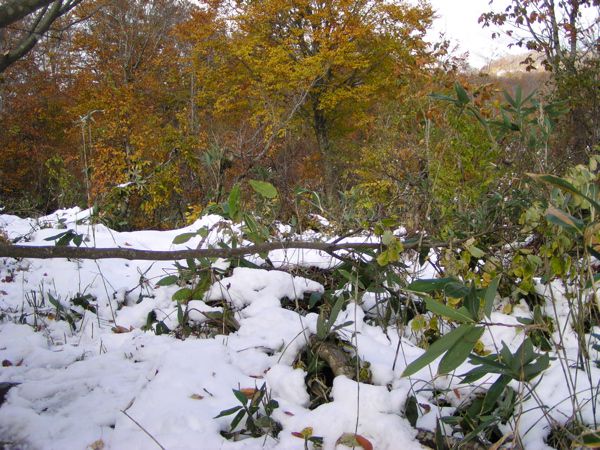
[1,1,600,447]
[0,0,597,233]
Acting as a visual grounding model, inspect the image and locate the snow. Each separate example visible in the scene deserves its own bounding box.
[0,208,598,449]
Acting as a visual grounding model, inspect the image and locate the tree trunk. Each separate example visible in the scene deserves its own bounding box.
[313,103,336,203]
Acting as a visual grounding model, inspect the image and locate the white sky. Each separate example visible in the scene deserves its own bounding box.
[428,0,600,69]
[427,0,520,69]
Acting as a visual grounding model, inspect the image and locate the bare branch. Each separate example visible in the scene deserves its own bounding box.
[0,0,86,73]
[0,0,55,29]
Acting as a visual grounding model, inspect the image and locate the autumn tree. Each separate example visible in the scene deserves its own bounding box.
[185,0,435,201]
[70,0,201,228]
[0,0,88,212]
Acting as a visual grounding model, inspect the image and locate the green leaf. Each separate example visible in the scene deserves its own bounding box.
[155,321,170,335]
[156,275,178,287]
[308,292,322,309]
[328,296,346,327]
[407,278,460,293]
[444,282,470,298]
[481,374,511,414]
[172,232,197,245]
[515,85,522,106]
[454,82,470,105]
[233,389,249,405]
[177,303,184,325]
[48,293,63,310]
[467,245,485,259]
[483,277,500,318]
[435,420,445,450]
[57,233,74,246]
[437,326,484,374]
[228,184,241,222]
[405,396,418,427]
[575,430,600,448]
[331,320,354,332]
[44,231,70,242]
[429,93,459,105]
[521,353,550,381]
[463,284,480,320]
[382,230,394,246]
[424,297,475,323]
[172,288,193,302]
[585,273,600,289]
[248,180,278,199]
[402,324,473,377]
[460,366,498,384]
[230,408,247,430]
[376,250,390,266]
[72,234,83,247]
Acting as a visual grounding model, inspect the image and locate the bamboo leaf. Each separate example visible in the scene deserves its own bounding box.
[156,275,178,286]
[228,184,241,222]
[172,232,197,245]
[233,389,249,405]
[527,173,600,212]
[425,297,475,323]
[483,277,500,318]
[407,278,461,293]
[545,206,584,232]
[437,326,484,374]
[402,324,473,377]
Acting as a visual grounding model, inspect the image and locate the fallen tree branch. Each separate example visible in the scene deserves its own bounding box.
[309,335,355,379]
[0,237,445,261]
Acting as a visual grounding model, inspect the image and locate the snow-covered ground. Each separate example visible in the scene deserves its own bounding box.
[0,208,598,449]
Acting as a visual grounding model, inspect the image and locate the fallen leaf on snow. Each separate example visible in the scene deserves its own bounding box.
[419,403,431,414]
[336,433,373,450]
[239,388,257,399]
[291,427,313,439]
[87,439,105,450]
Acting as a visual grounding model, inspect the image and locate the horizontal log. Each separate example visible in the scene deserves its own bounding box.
[0,237,437,261]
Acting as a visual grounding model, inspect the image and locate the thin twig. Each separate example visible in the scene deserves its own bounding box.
[120,409,166,450]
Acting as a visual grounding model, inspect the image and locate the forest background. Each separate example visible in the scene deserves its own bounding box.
[0,0,598,238]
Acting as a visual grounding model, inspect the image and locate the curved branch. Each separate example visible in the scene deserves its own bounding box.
[0,0,55,29]
[0,0,85,73]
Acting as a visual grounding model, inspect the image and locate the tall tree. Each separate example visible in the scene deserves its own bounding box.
[191,0,434,197]
[68,0,198,228]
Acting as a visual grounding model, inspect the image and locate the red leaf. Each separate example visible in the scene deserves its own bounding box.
[355,434,373,450]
